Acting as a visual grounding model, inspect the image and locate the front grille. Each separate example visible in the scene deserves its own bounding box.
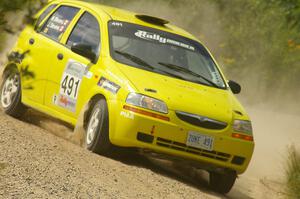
[156,137,231,162]
[176,111,227,130]
[231,156,245,165]
[137,132,154,143]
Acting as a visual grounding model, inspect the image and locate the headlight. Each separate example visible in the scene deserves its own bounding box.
[126,93,168,114]
[233,120,252,135]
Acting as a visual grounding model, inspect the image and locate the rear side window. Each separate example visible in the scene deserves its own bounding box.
[35,4,57,29]
[67,12,100,55]
[41,6,79,40]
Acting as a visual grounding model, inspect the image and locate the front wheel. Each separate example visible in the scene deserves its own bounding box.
[85,98,113,155]
[209,170,237,194]
[0,70,27,118]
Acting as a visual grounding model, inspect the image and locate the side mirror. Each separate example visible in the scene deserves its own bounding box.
[228,80,241,94]
[71,43,96,63]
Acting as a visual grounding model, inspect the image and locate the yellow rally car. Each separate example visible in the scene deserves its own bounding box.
[0,0,254,194]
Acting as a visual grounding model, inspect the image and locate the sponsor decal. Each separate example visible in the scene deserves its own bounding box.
[84,71,93,79]
[53,94,57,104]
[120,111,134,120]
[111,21,123,27]
[211,71,224,86]
[56,94,77,112]
[98,77,121,94]
[135,30,195,51]
[46,16,70,33]
[55,60,86,112]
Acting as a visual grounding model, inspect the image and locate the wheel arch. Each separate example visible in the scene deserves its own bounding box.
[0,63,27,118]
[2,63,19,77]
[83,93,108,130]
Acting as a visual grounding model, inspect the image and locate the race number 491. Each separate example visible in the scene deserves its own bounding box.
[60,74,81,99]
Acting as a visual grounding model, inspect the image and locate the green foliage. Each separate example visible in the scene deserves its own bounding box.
[276,0,300,30]
[212,0,300,101]
[216,0,300,105]
[0,0,46,51]
[0,0,29,26]
[0,0,31,51]
[286,145,300,198]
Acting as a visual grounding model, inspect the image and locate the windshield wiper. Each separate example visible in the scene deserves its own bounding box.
[156,70,188,80]
[158,62,220,88]
[115,50,187,80]
[114,50,154,70]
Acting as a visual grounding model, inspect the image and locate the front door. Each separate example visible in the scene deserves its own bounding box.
[44,11,101,118]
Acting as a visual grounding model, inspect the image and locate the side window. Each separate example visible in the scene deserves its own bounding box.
[41,6,79,40]
[35,4,57,29]
[67,12,100,55]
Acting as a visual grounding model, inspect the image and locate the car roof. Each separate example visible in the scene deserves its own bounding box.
[51,0,198,40]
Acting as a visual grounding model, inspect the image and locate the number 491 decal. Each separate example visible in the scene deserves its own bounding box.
[61,74,81,99]
[59,60,86,102]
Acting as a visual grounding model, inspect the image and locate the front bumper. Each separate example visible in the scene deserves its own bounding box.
[108,100,254,174]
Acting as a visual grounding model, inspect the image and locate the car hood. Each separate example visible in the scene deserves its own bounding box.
[118,64,247,124]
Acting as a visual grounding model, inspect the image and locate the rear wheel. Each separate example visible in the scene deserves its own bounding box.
[85,98,113,154]
[0,70,26,118]
[209,170,237,194]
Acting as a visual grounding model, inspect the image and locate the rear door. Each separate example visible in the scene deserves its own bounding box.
[44,10,101,118]
[20,3,58,104]
[21,5,79,104]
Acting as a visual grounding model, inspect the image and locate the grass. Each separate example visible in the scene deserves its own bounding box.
[0,31,6,51]
[285,145,300,199]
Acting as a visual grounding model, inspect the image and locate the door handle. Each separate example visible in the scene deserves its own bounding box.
[29,38,35,45]
[57,53,64,60]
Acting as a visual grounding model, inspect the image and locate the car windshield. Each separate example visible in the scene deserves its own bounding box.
[108,21,226,89]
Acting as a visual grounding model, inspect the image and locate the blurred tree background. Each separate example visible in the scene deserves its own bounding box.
[0,0,29,29]
[0,0,28,48]
[0,0,299,111]
[0,0,46,51]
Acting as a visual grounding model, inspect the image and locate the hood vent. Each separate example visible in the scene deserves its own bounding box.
[176,111,227,130]
[136,14,169,26]
[233,110,243,116]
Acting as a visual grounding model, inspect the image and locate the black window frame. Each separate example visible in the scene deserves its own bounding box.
[66,11,101,63]
[35,4,58,31]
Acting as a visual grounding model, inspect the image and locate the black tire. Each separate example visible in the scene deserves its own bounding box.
[209,170,237,194]
[0,70,27,118]
[85,98,113,154]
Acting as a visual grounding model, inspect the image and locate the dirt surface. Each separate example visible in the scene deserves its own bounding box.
[0,104,297,198]
[0,110,221,199]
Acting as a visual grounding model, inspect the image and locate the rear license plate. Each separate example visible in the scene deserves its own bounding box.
[186,131,214,151]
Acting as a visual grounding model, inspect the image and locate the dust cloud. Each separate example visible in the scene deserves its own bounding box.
[247,108,300,177]
[19,106,88,147]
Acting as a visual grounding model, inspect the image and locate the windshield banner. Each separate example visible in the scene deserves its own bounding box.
[134,30,195,51]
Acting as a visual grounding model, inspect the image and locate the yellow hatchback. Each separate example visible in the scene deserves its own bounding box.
[0,0,254,194]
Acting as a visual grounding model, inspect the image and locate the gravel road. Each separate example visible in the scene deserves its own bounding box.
[0,110,224,199]
[0,105,295,199]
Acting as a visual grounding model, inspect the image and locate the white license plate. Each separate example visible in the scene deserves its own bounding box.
[186,131,214,151]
